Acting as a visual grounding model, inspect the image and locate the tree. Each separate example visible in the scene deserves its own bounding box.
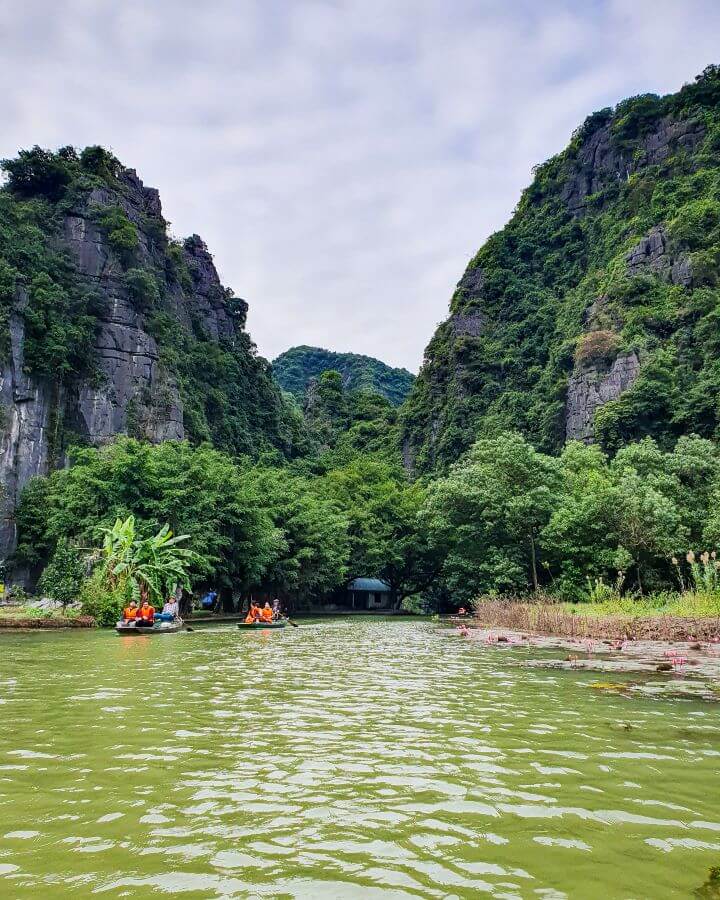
[245,466,350,603]
[540,442,621,598]
[96,515,200,603]
[613,470,685,592]
[36,540,85,607]
[423,432,562,598]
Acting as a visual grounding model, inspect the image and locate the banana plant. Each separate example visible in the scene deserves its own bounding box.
[97,516,201,602]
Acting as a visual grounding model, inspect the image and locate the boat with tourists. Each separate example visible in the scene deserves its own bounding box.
[115,615,184,635]
[237,599,286,628]
[116,599,183,635]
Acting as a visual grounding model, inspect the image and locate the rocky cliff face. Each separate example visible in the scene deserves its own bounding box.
[402,68,720,470]
[565,352,641,442]
[0,150,298,564]
[561,117,705,216]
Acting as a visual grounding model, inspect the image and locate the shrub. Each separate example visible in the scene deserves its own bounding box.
[92,205,139,265]
[37,541,85,607]
[124,268,160,310]
[79,570,124,626]
[79,146,120,180]
[668,198,720,250]
[1,146,73,201]
[574,330,619,365]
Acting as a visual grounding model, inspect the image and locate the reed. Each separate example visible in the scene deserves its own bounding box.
[473,598,720,641]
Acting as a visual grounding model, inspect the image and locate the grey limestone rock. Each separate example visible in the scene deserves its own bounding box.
[565,352,641,442]
[450,308,487,337]
[562,117,705,217]
[625,225,693,286]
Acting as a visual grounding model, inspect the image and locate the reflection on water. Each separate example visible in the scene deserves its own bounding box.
[0,620,718,898]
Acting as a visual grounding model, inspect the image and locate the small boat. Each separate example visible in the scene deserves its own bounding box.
[237,619,287,630]
[115,618,184,635]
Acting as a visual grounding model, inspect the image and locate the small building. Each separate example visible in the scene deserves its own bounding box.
[346,578,396,611]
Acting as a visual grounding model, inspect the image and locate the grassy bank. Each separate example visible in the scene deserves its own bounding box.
[0,605,95,629]
[473,599,720,641]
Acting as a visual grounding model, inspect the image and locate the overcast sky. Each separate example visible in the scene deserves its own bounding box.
[1,1,720,371]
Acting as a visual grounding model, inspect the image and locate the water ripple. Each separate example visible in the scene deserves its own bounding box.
[0,620,718,898]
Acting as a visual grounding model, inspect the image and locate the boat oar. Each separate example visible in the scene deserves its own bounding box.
[286,619,299,628]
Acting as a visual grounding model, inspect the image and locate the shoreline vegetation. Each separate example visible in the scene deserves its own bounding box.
[472,599,720,641]
[0,605,95,628]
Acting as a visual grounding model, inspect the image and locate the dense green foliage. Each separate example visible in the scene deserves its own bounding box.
[403,65,720,469]
[25,426,720,611]
[15,440,280,592]
[426,431,720,602]
[273,345,415,406]
[14,436,433,610]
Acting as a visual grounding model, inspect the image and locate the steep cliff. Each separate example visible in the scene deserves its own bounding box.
[273,345,415,405]
[402,66,720,471]
[0,146,303,561]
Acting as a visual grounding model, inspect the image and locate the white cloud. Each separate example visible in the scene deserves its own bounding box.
[0,0,718,370]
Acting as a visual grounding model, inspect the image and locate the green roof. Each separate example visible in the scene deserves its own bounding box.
[348,578,391,592]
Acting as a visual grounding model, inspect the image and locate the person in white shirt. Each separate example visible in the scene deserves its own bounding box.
[162,597,179,619]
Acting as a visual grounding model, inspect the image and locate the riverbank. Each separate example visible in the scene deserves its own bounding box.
[473,599,720,641]
[0,604,95,629]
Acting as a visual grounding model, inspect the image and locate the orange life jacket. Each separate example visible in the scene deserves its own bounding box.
[137,604,155,621]
[123,606,137,619]
[260,607,273,622]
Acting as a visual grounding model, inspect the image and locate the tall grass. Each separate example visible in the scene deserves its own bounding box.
[473,549,720,638]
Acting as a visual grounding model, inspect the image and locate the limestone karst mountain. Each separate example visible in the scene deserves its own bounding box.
[0,146,303,560]
[402,66,720,471]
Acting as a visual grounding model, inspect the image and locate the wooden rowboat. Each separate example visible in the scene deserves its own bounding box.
[115,618,183,635]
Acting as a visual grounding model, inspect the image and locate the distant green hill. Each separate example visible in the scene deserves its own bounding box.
[273,346,415,406]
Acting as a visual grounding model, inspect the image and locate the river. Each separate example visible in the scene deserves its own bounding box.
[0,619,718,898]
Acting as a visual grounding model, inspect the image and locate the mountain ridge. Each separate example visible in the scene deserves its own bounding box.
[273,344,415,406]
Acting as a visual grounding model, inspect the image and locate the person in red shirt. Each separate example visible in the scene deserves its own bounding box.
[135,600,156,627]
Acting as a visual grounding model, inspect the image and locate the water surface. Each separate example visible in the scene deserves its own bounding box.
[0,619,718,898]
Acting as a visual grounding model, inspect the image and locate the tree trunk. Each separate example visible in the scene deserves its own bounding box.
[637,562,643,595]
[529,530,539,593]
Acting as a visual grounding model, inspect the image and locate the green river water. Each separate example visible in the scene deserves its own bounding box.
[0,619,718,899]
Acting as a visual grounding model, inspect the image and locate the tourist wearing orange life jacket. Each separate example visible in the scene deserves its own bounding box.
[244,601,261,624]
[123,600,138,621]
[259,602,273,623]
[136,600,156,627]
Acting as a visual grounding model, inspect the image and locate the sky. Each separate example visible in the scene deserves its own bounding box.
[1,1,720,371]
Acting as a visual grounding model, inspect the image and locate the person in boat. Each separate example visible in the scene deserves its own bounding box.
[272,598,281,620]
[162,596,179,620]
[122,600,138,622]
[136,599,156,627]
[244,601,261,624]
[260,601,273,623]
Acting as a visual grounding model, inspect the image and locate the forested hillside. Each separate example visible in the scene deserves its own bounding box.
[273,345,414,406]
[0,146,304,561]
[403,65,720,471]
